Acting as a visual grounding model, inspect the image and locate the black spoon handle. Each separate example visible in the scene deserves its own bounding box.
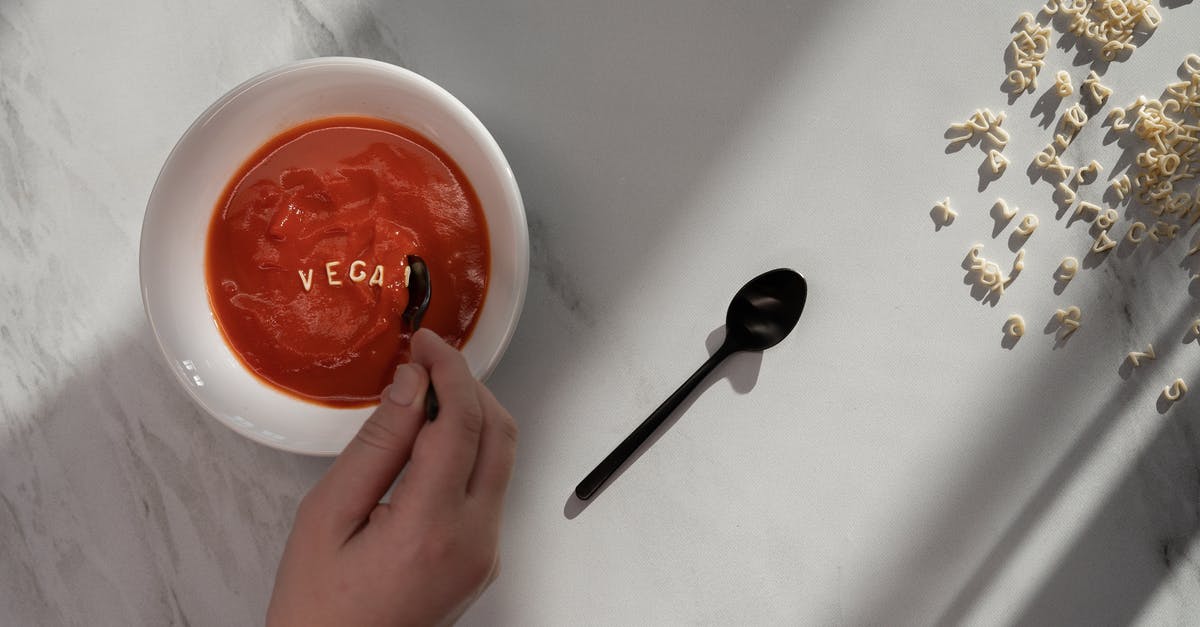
[575,343,736,500]
[408,324,438,421]
[425,384,439,421]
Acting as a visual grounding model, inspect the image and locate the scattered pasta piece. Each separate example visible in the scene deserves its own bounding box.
[985,120,1010,150]
[1123,94,1149,111]
[932,197,957,227]
[1016,214,1039,236]
[1093,229,1117,253]
[1149,221,1180,242]
[1046,156,1075,181]
[1056,181,1077,205]
[1035,144,1057,168]
[1126,221,1147,244]
[1074,160,1102,186]
[1056,71,1073,97]
[1056,257,1079,282]
[948,109,1009,150]
[1007,70,1036,93]
[1100,41,1132,62]
[1128,344,1156,367]
[1185,54,1200,76]
[1110,174,1131,199]
[1075,201,1101,221]
[1164,378,1188,402]
[1083,70,1112,105]
[1045,1,1159,62]
[965,244,1012,295]
[1062,103,1089,134]
[1006,13,1050,94]
[980,261,1006,292]
[1005,315,1026,339]
[1055,305,1082,336]
[1104,60,1200,246]
[967,243,985,266]
[1108,106,1132,132]
[1095,208,1119,230]
[988,149,1010,175]
[995,198,1018,221]
[946,11,1194,359]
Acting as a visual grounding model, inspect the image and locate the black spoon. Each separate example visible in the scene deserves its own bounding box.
[574,268,808,501]
[403,255,439,420]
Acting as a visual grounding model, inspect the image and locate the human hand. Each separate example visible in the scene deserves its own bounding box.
[267,328,518,627]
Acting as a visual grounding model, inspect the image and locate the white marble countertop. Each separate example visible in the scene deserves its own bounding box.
[4,1,1200,625]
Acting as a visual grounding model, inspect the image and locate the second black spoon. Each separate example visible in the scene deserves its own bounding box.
[574,268,808,501]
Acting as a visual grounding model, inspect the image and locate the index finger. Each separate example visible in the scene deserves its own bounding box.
[402,328,486,500]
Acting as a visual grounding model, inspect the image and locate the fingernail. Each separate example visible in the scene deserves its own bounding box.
[388,364,421,406]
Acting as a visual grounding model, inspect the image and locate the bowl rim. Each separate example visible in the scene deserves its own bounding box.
[139,56,529,455]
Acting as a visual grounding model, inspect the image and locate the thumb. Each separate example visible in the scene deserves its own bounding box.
[304,362,429,541]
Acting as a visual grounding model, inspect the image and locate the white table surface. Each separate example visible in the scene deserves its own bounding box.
[3,1,1200,625]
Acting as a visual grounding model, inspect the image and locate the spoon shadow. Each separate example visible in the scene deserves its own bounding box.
[563,325,762,518]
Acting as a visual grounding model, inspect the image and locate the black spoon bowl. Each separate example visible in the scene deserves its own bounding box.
[403,254,439,420]
[724,268,808,352]
[574,268,808,501]
[402,255,432,331]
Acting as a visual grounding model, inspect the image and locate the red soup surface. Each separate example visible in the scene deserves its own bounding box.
[206,116,489,407]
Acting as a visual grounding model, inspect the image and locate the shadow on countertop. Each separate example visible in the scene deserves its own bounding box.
[0,317,332,627]
[933,305,1199,627]
[850,291,1200,627]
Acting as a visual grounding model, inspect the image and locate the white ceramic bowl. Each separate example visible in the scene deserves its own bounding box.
[140,58,528,455]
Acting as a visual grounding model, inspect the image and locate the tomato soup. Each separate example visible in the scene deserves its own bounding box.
[206,116,489,407]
